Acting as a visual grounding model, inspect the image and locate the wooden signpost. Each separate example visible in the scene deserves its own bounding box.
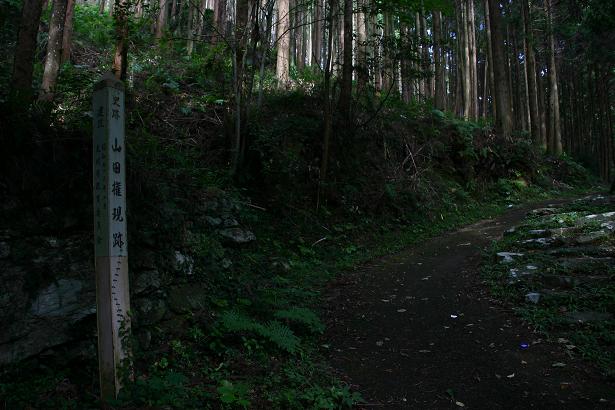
[93,73,132,400]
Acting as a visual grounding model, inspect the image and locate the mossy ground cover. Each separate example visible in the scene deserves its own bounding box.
[483,196,615,377]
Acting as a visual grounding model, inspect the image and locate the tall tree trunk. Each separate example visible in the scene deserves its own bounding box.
[538,64,547,146]
[371,10,381,91]
[382,12,394,93]
[433,10,446,110]
[487,0,513,138]
[40,0,68,100]
[170,0,178,31]
[467,0,478,119]
[112,0,129,80]
[231,0,250,175]
[194,0,208,45]
[320,0,337,205]
[187,0,195,55]
[484,1,497,120]
[511,26,525,130]
[99,0,106,15]
[482,57,489,118]
[458,0,471,119]
[400,23,412,103]
[258,0,276,107]
[545,0,562,155]
[296,3,305,69]
[522,0,541,147]
[61,0,75,63]
[416,12,424,99]
[338,0,353,119]
[276,0,291,87]
[356,0,367,92]
[420,9,430,100]
[312,0,323,67]
[156,0,167,39]
[11,0,44,97]
[213,0,229,43]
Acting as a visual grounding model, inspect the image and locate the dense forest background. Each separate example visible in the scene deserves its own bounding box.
[0,0,613,408]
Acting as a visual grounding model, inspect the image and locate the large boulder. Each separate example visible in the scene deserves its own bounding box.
[0,239,96,365]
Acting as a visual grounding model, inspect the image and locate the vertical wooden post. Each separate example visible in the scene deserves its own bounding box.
[93,73,132,401]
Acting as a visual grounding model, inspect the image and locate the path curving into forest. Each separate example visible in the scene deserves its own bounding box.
[325,201,614,409]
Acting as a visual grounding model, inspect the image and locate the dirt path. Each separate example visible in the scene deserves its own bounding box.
[325,203,615,409]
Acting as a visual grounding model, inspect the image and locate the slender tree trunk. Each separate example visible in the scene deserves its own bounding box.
[312,0,323,67]
[61,0,75,63]
[112,0,129,80]
[320,0,337,206]
[545,0,562,155]
[213,0,228,43]
[382,12,394,93]
[400,23,412,103]
[170,0,178,31]
[538,64,547,146]
[258,0,275,107]
[11,0,44,97]
[420,9,430,100]
[484,1,497,120]
[371,11,381,91]
[332,1,342,77]
[194,0,208,44]
[231,0,250,175]
[433,10,446,110]
[487,0,513,138]
[40,0,68,99]
[511,26,525,130]
[467,0,478,119]
[296,3,305,70]
[458,0,471,119]
[276,0,291,87]
[156,0,167,39]
[338,0,353,119]
[99,0,106,15]
[482,57,489,118]
[506,24,515,128]
[522,0,541,146]
[187,0,195,55]
[356,0,367,92]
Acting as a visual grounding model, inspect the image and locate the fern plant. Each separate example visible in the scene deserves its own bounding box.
[274,307,325,334]
[220,311,301,353]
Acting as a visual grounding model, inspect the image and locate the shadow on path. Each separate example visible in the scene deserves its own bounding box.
[325,200,615,409]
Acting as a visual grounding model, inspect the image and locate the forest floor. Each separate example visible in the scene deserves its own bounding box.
[325,196,615,409]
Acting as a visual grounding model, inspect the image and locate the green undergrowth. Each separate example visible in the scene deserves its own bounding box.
[482,198,615,377]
